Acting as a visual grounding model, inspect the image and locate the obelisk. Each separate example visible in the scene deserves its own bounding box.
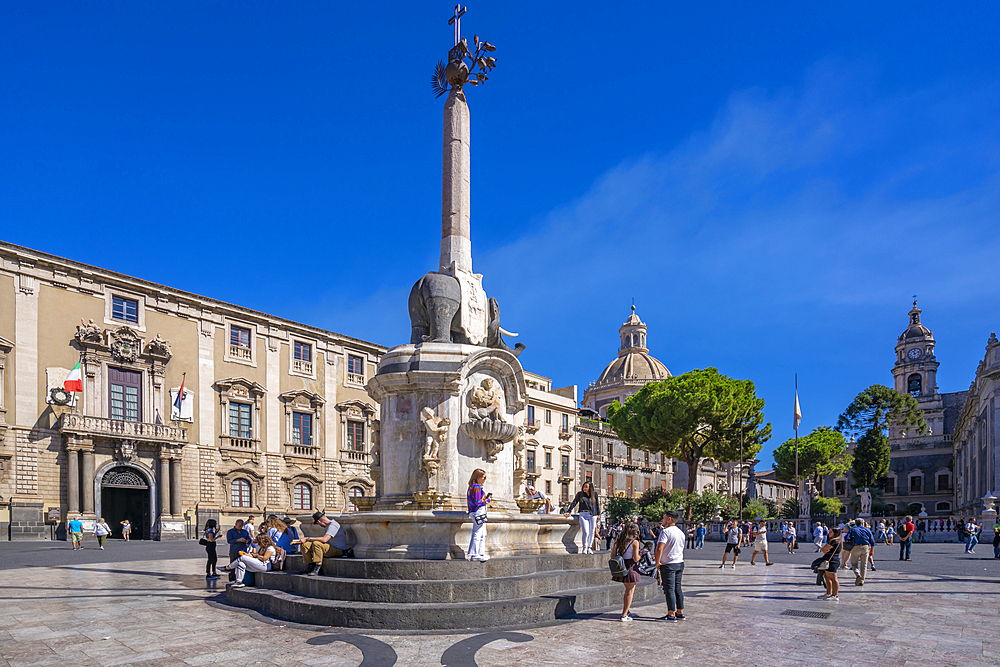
[440,86,472,275]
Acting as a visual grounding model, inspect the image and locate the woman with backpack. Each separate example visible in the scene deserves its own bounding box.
[202,519,221,579]
[610,521,642,622]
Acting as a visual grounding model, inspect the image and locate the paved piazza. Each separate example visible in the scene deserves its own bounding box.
[1,540,998,666]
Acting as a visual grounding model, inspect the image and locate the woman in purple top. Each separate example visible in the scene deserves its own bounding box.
[467,468,491,562]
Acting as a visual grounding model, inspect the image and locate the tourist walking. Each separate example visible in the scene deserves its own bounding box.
[875,520,887,543]
[564,481,600,555]
[294,511,351,574]
[886,521,896,545]
[964,518,979,554]
[611,521,642,622]
[202,519,221,579]
[228,533,278,588]
[68,515,83,550]
[750,521,774,566]
[897,516,915,561]
[992,521,1000,559]
[466,469,492,562]
[720,520,741,568]
[847,519,875,585]
[92,518,111,550]
[226,519,252,580]
[813,522,824,552]
[817,527,843,601]
[121,519,132,542]
[654,510,685,622]
[695,523,707,549]
[783,522,796,554]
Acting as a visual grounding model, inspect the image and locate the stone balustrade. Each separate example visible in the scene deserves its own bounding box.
[60,413,187,444]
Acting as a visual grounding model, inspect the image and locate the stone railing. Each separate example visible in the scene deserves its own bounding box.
[346,372,366,386]
[341,449,369,463]
[221,435,258,451]
[229,344,252,361]
[60,413,187,443]
[285,443,319,458]
[524,419,541,430]
[292,359,313,375]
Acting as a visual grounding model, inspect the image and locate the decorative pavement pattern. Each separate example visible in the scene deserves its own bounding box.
[0,540,997,666]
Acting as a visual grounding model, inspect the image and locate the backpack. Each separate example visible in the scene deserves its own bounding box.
[608,554,628,578]
[273,544,287,571]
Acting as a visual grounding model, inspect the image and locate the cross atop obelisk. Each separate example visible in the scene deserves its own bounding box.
[449,5,466,46]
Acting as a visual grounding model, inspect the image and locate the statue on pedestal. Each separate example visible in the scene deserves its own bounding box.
[420,407,450,486]
[859,487,872,515]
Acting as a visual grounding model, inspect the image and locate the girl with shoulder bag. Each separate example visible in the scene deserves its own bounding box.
[611,522,642,622]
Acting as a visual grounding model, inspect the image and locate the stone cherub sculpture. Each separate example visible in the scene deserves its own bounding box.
[859,487,872,515]
[469,377,503,421]
[75,318,104,344]
[420,407,450,461]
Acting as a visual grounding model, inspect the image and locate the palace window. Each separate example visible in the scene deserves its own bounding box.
[526,450,536,474]
[607,442,613,457]
[561,413,569,430]
[561,483,569,503]
[935,501,951,512]
[909,474,922,493]
[545,480,551,494]
[936,473,950,492]
[644,478,650,492]
[607,473,614,493]
[907,373,922,397]
[231,326,251,349]
[111,296,139,324]
[884,476,895,494]
[292,412,313,446]
[834,480,846,496]
[544,452,552,469]
[294,341,312,363]
[109,368,142,422]
[229,403,252,438]
[561,455,569,477]
[292,341,314,375]
[545,409,552,425]
[586,439,593,457]
[348,486,364,512]
[293,482,312,511]
[347,420,365,451]
[346,354,365,384]
[231,479,252,508]
[526,405,535,425]
[626,476,633,496]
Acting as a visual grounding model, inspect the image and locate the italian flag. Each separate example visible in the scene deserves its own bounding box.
[64,361,83,393]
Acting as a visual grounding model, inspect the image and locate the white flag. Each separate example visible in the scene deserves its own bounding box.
[793,391,802,431]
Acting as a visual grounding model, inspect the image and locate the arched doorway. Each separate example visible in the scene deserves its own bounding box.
[100,466,152,539]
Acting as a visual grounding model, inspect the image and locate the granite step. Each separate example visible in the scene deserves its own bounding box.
[226,578,662,630]
[255,567,620,604]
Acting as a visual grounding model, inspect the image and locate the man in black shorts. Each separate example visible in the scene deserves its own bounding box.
[720,520,741,569]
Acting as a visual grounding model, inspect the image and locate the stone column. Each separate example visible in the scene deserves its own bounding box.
[440,87,472,275]
[159,457,171,516]
[81,450,95,515]
[170,457,182,517]
[66,447,80,514]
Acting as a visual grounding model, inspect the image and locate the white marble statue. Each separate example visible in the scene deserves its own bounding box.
[469,378,504,421]
[800,489,811,517]
[420,407,450,460]
[859,487,872,515]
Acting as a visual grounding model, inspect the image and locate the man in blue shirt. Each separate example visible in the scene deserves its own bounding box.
[68,515,84,550]
[225,520,252,581]
[847,519,876,586]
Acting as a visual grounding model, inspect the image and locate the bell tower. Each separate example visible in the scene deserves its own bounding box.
[891,300,942,438]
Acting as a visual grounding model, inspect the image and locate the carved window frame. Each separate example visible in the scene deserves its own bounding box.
[280,390,325,456]
[908,469,924,494]
[215,378,266,449]
[224,319,258,367]
[283,471,323,512]
[220,468,263,512]
[289,337,317,379]
[0,335,12,420]
[344,351,368,388]
[934,468,951,493]
[104,288,147,332]
[335,400,376,459]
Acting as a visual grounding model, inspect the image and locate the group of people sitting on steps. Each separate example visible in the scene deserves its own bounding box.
[200,511,351,586]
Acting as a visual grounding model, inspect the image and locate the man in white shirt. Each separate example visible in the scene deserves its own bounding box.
[524,485,552,514]
[293,511,350,576]
[654,510,686,622]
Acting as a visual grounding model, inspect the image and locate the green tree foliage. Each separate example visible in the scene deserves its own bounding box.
[837,385,926,438]
[689,490,729,521]
[636,488,689,523]
[773,426,852,487]
[607,368,772,508]
[778,498,800,519]
[812,496,844,516]
[852,429,891,489]
[605,495,637,524]
[742,497,775,520]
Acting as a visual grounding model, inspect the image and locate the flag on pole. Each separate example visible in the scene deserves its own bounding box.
[793,390,802,431]
[64,361,83,393]
[173,374,186,414]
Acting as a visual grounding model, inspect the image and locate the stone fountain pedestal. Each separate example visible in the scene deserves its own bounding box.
[343,342,576,560]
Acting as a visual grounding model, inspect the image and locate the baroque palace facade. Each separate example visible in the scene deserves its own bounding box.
[0,241,385,540]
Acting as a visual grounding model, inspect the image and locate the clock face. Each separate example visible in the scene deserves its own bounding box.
[907,348,922,360]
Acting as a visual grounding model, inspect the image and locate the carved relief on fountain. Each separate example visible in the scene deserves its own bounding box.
[460,376,517,462]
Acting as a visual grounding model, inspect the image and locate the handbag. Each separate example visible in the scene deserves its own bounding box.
[198,538,209,546]
[473,513,488,526]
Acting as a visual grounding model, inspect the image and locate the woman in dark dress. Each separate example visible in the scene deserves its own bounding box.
[819,527,843,601]
[612,522,642,622]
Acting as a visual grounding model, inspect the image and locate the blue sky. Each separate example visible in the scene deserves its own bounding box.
[2,2,998,468]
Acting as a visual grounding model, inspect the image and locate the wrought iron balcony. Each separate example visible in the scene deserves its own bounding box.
[60,413,187,444]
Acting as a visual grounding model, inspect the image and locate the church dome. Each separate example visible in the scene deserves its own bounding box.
[901,301,933,340]
[594,306,671,384]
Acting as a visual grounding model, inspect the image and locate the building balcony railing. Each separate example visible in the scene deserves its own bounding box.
[60,413,188,444]
[221,435,258,451]
[524,419,541,431]
[285,443,319,458]
[341,448,370,463]
[622,458,639,469]
[229,344,252,361]
[558,428,573,439]
[292,359,314,375]
[346,372,366,386]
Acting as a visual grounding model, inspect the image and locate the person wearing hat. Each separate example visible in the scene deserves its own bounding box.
[291,511,350,576]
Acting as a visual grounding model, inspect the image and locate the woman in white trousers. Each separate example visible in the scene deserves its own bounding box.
[467,468,491,561]
[228,533,277,587]
[564,481,601,554]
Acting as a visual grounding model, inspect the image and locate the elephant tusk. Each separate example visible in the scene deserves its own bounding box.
[498,327,519,337]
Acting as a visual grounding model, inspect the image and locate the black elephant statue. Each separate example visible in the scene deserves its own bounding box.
[408,272,524,356]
